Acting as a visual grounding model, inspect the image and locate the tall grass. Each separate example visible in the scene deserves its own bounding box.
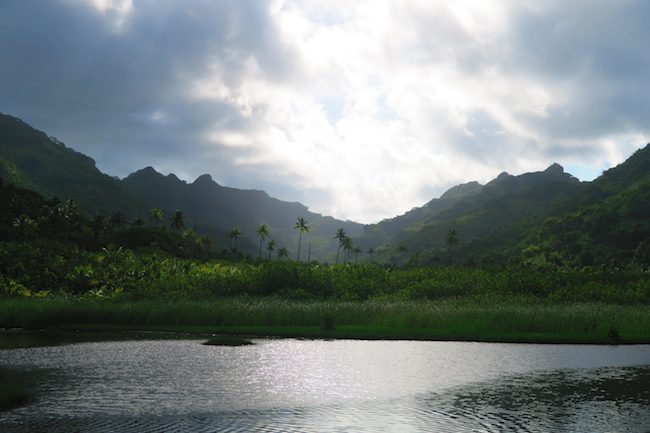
[3,243,650,342]
[2,298,649,342]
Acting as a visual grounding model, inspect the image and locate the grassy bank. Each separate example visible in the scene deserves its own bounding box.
[2,298,650,344]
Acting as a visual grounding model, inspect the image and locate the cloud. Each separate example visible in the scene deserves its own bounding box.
[0,0,648,223]
[0,0,289,178]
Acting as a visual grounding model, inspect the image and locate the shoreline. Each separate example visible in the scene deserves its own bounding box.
[2,298,650,349]
[2,324,648,349]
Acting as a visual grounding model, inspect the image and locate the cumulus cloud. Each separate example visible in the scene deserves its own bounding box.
[0,0,648,223]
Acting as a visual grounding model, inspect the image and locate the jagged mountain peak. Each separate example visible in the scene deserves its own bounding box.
[496,171,512,180]
[193,173,218,187]
[126,166,160,179]
[166,173,183,183]
[544,162,564,174]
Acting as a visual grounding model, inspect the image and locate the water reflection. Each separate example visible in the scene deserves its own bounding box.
[1,339,650,432]
[413,366,650,432]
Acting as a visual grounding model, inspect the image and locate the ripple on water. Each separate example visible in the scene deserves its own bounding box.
[1,340,650,432]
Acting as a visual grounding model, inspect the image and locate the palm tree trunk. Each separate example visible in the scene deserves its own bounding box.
[336,245,341,264]
[296,232,302,261]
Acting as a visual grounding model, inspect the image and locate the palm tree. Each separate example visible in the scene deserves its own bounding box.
[228,225,241,251]
[277,246,289,260]
[170,210,185,231]
[12,214,38,238]
[256,223,270,258]
[47,201,65,232]
[109,211,127,231]
[182,228,198,258]
[294,217,309,261]
[342,236,353,263]
[367,247,375,263]
[182,228,197,240]
[62,198,78,221]
[149,208,164,228]
[91,215,106,239]
[334,228,346,264]
[353,246,362,264]
[199,235,212,254]
[266,239,277,260]
[61,198,78,240]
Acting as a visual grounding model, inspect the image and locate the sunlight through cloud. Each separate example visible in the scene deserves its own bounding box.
[2,0,649,222]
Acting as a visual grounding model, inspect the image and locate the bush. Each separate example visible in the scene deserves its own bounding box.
[1,240,650,305]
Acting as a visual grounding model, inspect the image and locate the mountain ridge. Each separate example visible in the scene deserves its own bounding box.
[0,113,363,260]
[2,111,649,265]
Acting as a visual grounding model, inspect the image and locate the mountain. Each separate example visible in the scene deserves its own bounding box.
[0,113,362,260]
[362,146,650,267]
[525,145,650,267]
[363,181,482,243]
[2,112,649,266]
[363,162,584,265]
[0,113,144,216]
[121,167,363,260]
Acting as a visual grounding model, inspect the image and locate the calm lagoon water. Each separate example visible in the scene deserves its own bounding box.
[1,339,650,432]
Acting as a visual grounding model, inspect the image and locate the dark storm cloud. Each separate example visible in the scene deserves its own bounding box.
[0,0,293,177]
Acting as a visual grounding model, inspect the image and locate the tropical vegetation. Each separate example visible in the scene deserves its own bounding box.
[1,112,650,348]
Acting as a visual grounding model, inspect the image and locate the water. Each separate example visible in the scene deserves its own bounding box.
[1,339,650,432]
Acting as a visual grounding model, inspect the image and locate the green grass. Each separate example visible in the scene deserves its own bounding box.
[2,298,650,344]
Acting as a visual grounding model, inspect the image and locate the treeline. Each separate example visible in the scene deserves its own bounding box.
[2,176,379,264]
[3,176,650,306]
[0,177,221,259]
[2,241,649,304]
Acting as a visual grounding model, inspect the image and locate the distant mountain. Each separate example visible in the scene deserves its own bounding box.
[2,112,649,266]
[364,162,584,265]
[365,181,482,240]
[122,166,363,260]
[363,146,650,267]
[0,113,362,260]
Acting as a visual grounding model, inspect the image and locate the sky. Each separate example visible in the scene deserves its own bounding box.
[1,0,649,223]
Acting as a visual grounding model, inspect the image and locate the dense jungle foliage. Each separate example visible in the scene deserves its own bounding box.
[2,175,650,306]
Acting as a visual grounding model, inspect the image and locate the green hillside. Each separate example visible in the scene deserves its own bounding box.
[525,145,650,267]
[0,113,363,260]
[122,167,363,260]
[362,147,650,268]
[2,112,649,266]
[0,113,145,217]
[366,163,584,265]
